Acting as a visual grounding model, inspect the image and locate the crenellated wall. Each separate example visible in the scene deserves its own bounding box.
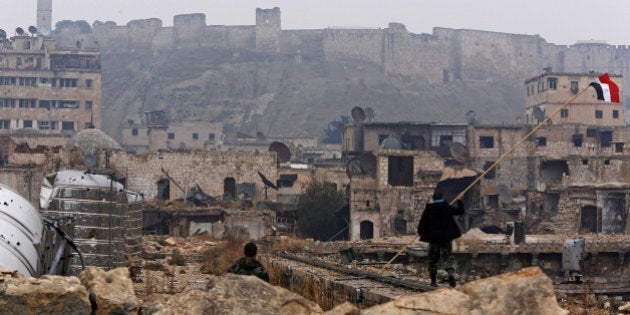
[59,8,630,97]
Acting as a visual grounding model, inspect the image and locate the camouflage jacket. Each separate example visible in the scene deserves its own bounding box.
[227,257,270,282]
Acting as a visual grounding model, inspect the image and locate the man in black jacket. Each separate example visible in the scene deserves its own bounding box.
[417,191,465,287]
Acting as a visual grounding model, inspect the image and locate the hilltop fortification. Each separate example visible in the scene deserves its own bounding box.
[77,8,630,89]
[54,8,630,141]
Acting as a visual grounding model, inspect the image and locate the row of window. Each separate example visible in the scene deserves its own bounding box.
[0,76,92,88]
[560,109,620,119]
[480,129,621,151]
[0,119,77,131]
[527,77,581,96]
[0,98,92,110]
[130,128,217,141]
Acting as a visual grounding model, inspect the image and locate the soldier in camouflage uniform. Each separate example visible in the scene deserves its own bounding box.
[417,191,465,287]
[227,242,269,282]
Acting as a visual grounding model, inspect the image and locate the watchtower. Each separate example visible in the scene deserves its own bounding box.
[255,7,281,52]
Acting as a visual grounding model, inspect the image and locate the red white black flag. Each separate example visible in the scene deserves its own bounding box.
[589,73,620,103]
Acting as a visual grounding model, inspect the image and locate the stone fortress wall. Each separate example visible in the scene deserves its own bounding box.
[77,7,630,99]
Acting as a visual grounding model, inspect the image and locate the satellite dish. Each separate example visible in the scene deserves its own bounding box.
[381,137,401,149]
[0,29,6,39]
[28,26,37,35]
[15,27,24,35]
[83,153,100,169]
[359,152,377,177]
[346,159,364,178]
[497,184,513,205]
[364,107,375,122]
[532,107,545,123]
[465,110,478,125]
[449,142,470,163]
[351,106,366,123]
[269,141,291,163]
[257,171,278,190]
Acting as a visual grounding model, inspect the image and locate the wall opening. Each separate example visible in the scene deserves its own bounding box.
[580,205,598,233]
[544,193,560,217]
[387,156,413,186]
[540,160,568,181]
[394,211,407,235]
[157,179,170,200]
[602,193,626,234]
[359,220,374,240]
[224,177,236,200]
[600,130,612,147]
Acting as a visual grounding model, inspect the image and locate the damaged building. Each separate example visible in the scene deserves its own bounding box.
[0,28,102,140]
[342,72,630,240]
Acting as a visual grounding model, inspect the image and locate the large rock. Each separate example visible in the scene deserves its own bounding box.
[79,266,139,314]
[142,273,322,314]
[362,267,568,315]
[0,274,91,314]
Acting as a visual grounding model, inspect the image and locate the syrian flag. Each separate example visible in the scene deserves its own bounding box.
[589,73,620,103]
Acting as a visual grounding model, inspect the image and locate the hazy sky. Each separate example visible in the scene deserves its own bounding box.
[1,0,629,45]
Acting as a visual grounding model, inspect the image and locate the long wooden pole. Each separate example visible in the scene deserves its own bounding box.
[377,85,592,274]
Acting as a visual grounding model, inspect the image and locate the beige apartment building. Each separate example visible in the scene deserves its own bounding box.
[0,33,101,139]
[120,111,224,154]
[525,72,624,126]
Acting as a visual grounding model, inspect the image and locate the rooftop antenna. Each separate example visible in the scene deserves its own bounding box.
[28,26,37,36]
[257,171,278,200]
[351,106,366,123]
[364,107,375,122]
[15,27,25,36]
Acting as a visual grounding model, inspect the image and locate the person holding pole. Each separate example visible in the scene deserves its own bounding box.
[417,191,465,287]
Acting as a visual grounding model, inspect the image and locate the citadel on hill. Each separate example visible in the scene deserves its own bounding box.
[48,7,630,141]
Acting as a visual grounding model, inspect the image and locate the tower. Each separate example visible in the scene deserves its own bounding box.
[37,0,52,35]
[255,7,281,52]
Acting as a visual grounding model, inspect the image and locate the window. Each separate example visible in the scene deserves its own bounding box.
[192,133,199,140]
[595,110,603,119]
[61,121,75,131]
[615,143,624,153]
[132,128,138,136]
[387,156,413,186]
[0,120,9,129]
[58,78,78,88]
[0,98,16,108]
[547,77,557,90]
[572,134,583,147]
[586,128,597,137]
[38,121,57,130]
[23,120,32,128]
[483,161,496,179]
[86,79,93,89]
[19,99,36,108]
[208,133,215,141]
[168,133,175,140]
[479,136,494,149]
[560,109,568,118]
[570,81,579,94]
[613,110,619,119]
[537,137,547,147]
[85,101,93,110]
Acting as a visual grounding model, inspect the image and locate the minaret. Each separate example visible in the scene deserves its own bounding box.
[37,0,52,35]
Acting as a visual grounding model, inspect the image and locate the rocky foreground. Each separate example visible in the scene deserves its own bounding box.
[0,264,589,315]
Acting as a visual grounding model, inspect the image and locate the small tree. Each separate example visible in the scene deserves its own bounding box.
[297,180,346,241]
